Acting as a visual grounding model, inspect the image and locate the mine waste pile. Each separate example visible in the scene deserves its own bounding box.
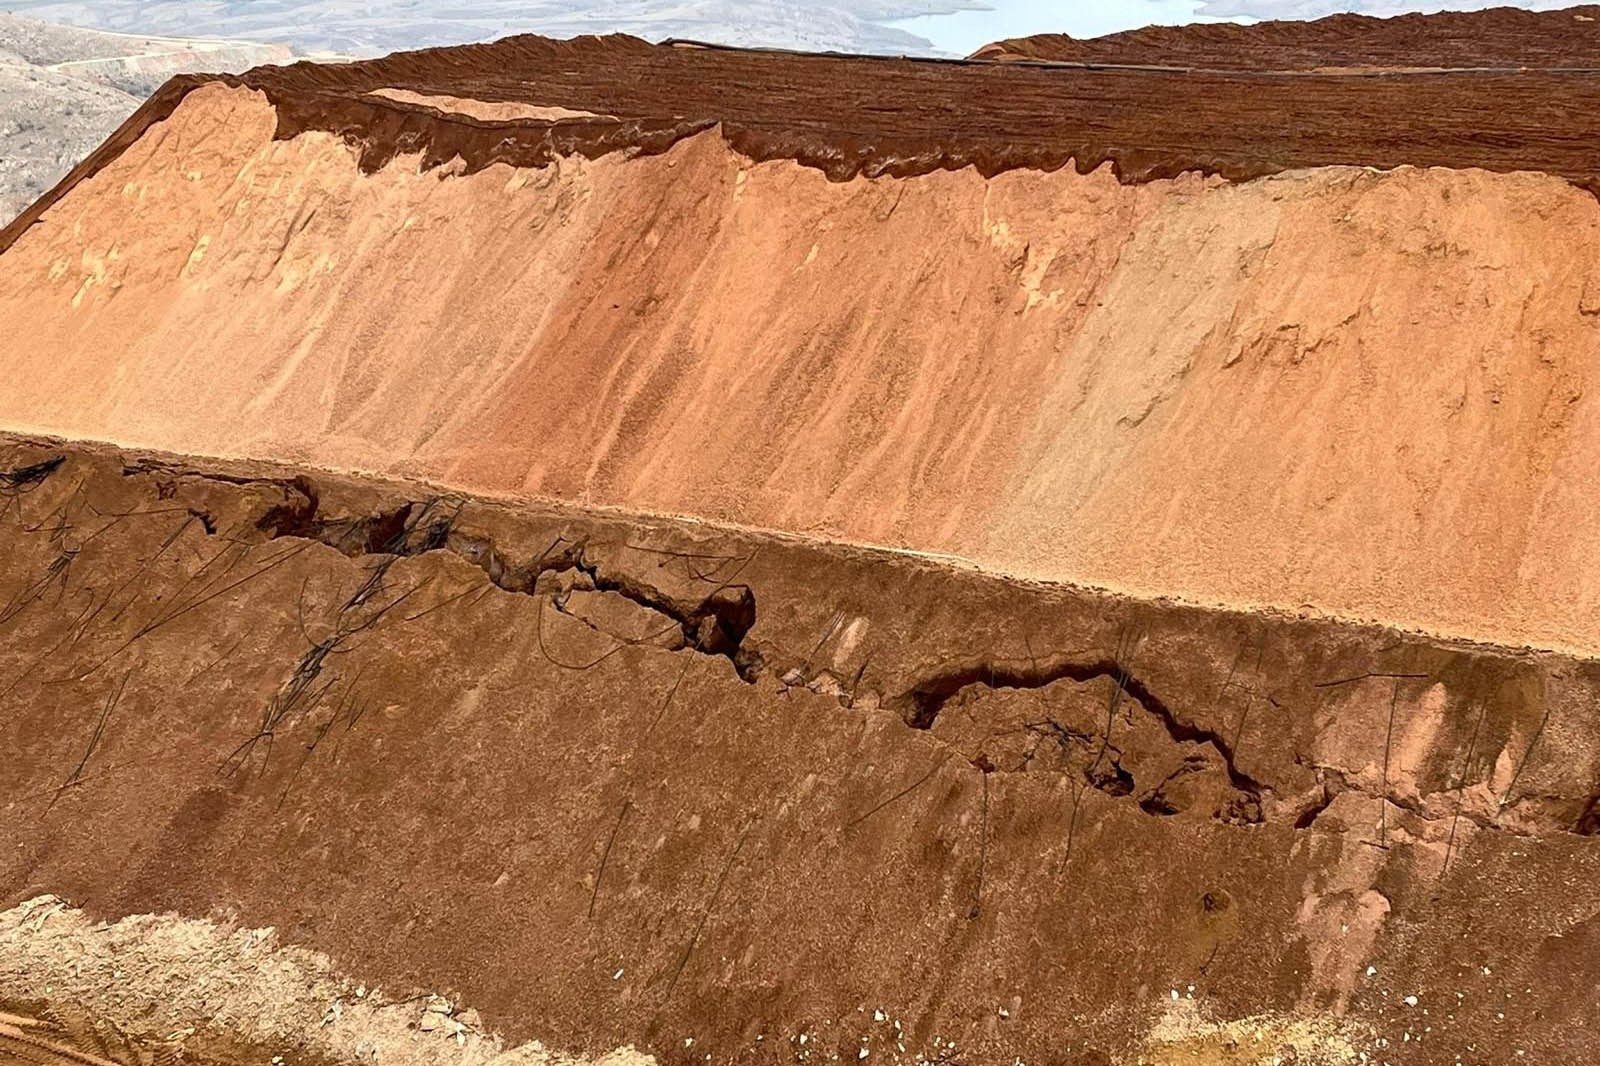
[6,7,1600,1066]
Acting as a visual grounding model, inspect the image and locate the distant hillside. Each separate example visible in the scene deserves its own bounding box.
[0,40,133,224]
[0,14,292,224]
[0,1,970,55]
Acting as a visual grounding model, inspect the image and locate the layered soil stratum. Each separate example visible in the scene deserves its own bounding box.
[5,8,1600,1066]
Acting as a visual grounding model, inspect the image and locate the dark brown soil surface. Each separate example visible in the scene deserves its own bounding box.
[15,9,1600,255]
[4,435,1600,1065]
[974,5,1600,68]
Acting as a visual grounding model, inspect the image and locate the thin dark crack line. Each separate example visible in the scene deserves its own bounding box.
[589,800,632,919]
[108,513,200,623]
[620,542,747,585]
[188,636,246,684]
[534,595,683,671]
[1498,700,1557,818]
[1216,639,1247,709]
[659,822,752,1007]
[1378,676,1401,849]
[0,550,78,629]
[801,610,847,676]
[47,671,129,812]
[1228,641,1265,752]
[52,541,312,682]
[1313,671,1430,689]
[221,578,424,780]
[647,656,693,738]
[1442,698,1490,878]
[276,669,368,810]
[0,591,96,703]
[969,770,990,921]
[847,655,871,709]
[844,757,949,830]
[1063,626,1141,869]
[401,582,486,623]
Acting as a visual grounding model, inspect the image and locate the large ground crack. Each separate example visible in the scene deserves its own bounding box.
[247,480,760,682]
[894,655,1268,799]
[101,459,1600,842]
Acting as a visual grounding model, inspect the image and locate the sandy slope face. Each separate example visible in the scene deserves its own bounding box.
[7,83,1600,651]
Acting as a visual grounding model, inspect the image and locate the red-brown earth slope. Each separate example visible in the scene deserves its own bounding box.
[5,11,1600,1066]
[5,436,1600,1066]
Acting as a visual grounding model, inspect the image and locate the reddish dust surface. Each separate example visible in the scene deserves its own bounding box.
[5,82,1600,654]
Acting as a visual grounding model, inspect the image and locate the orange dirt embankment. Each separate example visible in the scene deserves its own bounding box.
[6,82,1600,652]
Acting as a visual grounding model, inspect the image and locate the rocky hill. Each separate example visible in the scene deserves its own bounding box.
[0,14,290,224]
[0,1,970,56]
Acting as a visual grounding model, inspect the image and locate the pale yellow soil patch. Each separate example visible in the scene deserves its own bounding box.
[0,896,651,1066]
[368,88,613,122]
